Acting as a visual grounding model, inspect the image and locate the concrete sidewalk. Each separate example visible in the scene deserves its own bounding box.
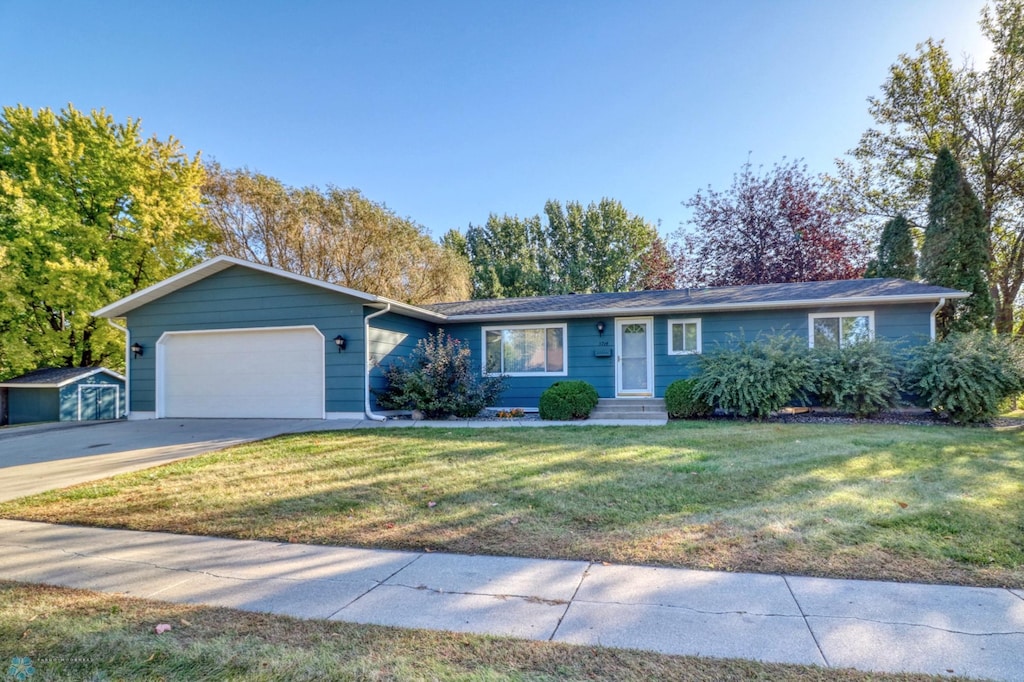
[1,520,1021,680]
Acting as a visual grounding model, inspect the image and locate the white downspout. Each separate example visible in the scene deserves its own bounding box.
[106,318,130,418]
[364,303,392,421]
[929,297,946,341]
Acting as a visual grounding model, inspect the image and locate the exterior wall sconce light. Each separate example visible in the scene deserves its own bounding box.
[130,342,143,358]
[334,335,346,352]
[596,321,606,336]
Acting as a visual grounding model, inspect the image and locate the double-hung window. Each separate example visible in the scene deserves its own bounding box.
[668,318,702,355]
[483,324,567,376]
[808,312,874,349]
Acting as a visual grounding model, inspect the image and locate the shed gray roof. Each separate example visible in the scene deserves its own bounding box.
[424,279,969,320]
[0,367,125,388]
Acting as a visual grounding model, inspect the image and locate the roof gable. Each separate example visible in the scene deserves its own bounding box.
[91,256,443,321]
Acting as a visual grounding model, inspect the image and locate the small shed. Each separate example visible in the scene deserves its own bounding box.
[0,367,126,426]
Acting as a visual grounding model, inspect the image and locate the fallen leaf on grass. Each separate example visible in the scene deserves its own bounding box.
[894,500,909,509]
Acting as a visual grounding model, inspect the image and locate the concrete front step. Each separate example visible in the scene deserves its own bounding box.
[590,412,669,421]
[590,398,667,421]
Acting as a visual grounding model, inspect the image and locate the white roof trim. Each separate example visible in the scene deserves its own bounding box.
[91,256,444,321]
[0,367,126,388]
[439,292,972,322]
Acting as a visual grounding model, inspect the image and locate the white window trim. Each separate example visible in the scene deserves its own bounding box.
[482,323,568,377]
[807,311,875,348]
[667,318,702,355]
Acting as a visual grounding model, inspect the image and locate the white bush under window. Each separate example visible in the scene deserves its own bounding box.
[668,318,702,355]
[483,324,567,376]
[808,312,874,349]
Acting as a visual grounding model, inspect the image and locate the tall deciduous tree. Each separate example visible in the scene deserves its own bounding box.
[834,0,1024,334]
[203,165,469,304]
[635,235,681,290]
[542,198,658,294]
[458,214,548,299]
[865,213,917,279]
[0,105,209,378]
[677,159,866,287]
[921,148,994,336]
[455,198,660,298]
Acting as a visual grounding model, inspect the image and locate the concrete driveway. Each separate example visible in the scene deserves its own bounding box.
[0,419,353,502]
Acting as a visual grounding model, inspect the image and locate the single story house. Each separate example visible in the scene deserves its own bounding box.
[91,256,969,420]
[0,367,126,425]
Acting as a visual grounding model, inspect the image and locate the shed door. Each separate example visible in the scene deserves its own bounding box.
[78,384,119,420]
[158,327,324,419]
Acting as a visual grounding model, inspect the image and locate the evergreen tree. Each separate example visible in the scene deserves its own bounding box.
[866,214,917,280]
[920,148,994,337]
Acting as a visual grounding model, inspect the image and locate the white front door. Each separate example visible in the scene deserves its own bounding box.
[615,317,654,396]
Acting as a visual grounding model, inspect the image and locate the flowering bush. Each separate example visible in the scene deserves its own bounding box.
[376,330,505,419]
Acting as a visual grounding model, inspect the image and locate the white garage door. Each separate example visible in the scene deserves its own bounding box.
[159,327,324,418]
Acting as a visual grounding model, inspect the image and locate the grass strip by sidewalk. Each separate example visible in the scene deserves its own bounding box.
[1,421,1022,587]
[0,581,970,681]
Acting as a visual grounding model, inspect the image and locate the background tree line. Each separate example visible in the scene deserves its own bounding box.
[3,0,1023,379]
[441,199,676,299]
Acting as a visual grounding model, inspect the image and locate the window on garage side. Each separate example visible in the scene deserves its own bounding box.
[483,324,567,376]
[808,312,874,349]
[668,318,702,355]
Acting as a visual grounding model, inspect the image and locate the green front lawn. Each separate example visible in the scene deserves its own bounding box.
[2,422,1022,587]
[0,581,964,681]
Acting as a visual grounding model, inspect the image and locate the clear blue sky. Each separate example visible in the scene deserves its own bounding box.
[0,0,990,238]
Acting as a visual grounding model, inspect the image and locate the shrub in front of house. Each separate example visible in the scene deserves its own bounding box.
[907,332,1024,425]
[664,378,713,419]
[812,339,904,418]
[376,330,506,419]
[538,380,599,420]
[693,334,814,420]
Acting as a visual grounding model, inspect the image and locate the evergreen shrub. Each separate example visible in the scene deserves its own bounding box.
[664,378,713,419]
[907,332,1024,424]
[538,380,599,420]
[693,334,814,420]
[813,340,904,418]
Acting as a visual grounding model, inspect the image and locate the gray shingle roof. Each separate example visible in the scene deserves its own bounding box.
[0,367,122,386]
[423,279,968,319]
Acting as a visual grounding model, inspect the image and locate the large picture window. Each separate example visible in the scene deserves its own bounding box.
[808,312,874,349]
[668,318,702,355]
[483,324,567,376]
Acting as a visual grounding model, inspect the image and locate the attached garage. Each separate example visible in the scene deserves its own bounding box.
[157,326,325,419]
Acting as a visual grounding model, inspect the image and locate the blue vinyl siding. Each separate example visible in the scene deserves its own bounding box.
[447,302,935,406]
[655,304,934,393]
[126,266,367,414]
[368,312,438,409]
[58,373,124,421]
[7,388,59,424]
[444,319,615,407]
